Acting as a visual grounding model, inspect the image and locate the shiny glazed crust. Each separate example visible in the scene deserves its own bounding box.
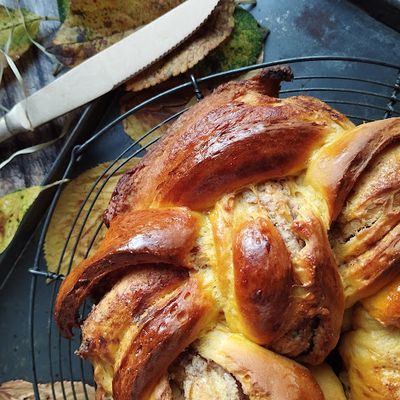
[54,67,400,399]
[210,187,344,364]
[55,207,200,337]
[233,216,293,344]
[362,274,400,328]
[104,66,353,223]
[196,327,325,399]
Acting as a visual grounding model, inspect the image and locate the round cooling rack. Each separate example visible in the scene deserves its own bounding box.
[28,56,400,399]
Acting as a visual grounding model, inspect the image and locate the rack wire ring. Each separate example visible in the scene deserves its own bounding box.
[190,74,204,101]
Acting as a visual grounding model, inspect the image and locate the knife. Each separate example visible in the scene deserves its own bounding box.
[0,0,220,143]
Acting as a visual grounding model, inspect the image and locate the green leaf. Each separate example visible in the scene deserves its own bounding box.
[57,0,70,23]
[193,7,268,76]
[0,6,42,61]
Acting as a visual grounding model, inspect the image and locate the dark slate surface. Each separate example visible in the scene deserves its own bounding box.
[253,0,400,63]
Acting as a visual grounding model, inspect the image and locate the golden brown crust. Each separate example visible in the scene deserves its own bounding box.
[270,208,344,365]
[196,327,325,400]
[211,185,344,365]
[331,145,400,264]
[78,267,187,362]
[55,207,200,337]
[339,223,400,307]
[340,306,400,400]
[233,217,292,344]
[78,267,187,398]
[330,143,400,307]
[362,274,400,329]
[306,118,400,223]
[104,68,351,224]
[105,67,295,225]
[80,272,217,399]
[155,121,327,210]
[112,277,216,399]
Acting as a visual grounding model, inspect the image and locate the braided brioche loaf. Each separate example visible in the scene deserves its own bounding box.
[55,67,400,399]
[338,143,400,399]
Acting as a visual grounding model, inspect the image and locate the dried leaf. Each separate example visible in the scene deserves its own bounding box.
[125,0,235,92]
[0,6,41,61]
[0,186,41,253]
[0,380,95,400]
[49,0,183,66]
[44,159,140,276]
[120,84,197,144]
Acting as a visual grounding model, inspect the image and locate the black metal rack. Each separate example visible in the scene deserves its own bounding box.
[26,56,399,399]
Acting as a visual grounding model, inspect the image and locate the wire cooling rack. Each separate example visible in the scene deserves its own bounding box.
[27,56,400,399]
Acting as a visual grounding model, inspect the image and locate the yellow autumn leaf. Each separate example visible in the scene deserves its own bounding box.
[0,180,68,254]
[0,186,41,253]
[44,159,140,276]
[120,83,198,144]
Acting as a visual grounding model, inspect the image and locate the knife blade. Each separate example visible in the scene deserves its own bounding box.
[0,0,220,143]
